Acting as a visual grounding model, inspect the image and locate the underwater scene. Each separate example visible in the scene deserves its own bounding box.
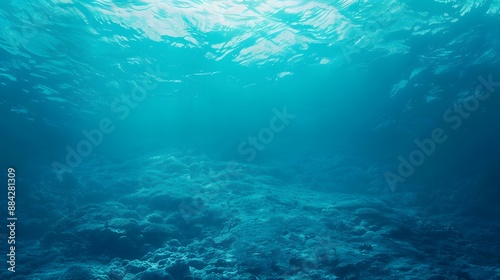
[1,0,500,279]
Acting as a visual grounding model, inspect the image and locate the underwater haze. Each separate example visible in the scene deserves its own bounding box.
[1,0,500,279]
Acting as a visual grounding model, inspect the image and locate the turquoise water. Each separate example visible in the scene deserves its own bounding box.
[1,0,500,279]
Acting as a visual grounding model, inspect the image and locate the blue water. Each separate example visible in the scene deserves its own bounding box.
[1,0,500,279]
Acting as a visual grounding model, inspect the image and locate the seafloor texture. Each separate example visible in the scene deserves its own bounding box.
[6,148,500,280]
